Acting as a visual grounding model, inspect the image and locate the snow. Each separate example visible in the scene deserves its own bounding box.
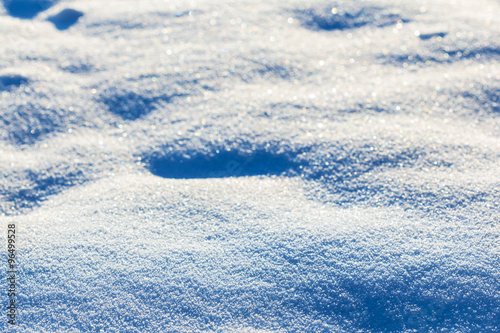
[1,0,499,331]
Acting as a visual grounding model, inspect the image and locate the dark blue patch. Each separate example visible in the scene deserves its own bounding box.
[0,74,29,90]
[47,8,84,30]
[419,32,447,40]
[2,0,57,19]
[147,149,301,179]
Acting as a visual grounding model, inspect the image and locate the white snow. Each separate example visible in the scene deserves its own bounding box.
[1,0,499,331]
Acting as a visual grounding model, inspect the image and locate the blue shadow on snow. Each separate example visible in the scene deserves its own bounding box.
[47,8,83,30]
[148,149,301,179]
[2,0,58,19]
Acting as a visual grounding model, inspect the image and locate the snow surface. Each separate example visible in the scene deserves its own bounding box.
[0,0,499,331]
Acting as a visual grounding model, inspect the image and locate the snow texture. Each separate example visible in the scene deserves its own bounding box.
[0,0,499,332]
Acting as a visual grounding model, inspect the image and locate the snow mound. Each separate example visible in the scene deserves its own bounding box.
[0,86,94,144]
[14,175,500,332]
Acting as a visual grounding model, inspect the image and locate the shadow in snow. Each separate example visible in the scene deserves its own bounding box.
[419,32,447,40]
[384,46,500,65]
[147,149,301,179]
[47,8,84,30]
[295,3,407,31]
[100,91,187,121]
[98,75,194,120]
[2,169,87,215]
[2,0,57,19]
[0,74,29,90]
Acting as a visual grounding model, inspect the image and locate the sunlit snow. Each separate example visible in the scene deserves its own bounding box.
[1,0,499,331]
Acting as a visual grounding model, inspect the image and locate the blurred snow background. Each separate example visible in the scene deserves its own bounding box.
[0,0,499,331]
